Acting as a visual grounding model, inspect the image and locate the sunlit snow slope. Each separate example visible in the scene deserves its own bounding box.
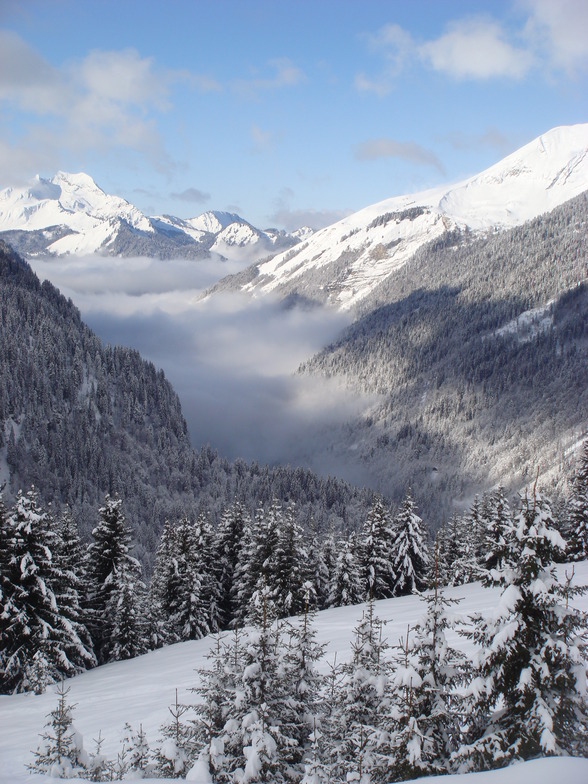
[234,124,588,310]
[0,561,586,783]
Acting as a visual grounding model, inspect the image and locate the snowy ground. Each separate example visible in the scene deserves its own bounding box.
[1,561,587,783]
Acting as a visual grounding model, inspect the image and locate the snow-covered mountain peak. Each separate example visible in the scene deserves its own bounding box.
[229,123,588,310]
[187,210,244,234]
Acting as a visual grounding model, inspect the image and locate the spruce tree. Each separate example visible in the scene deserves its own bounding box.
[148,520,181,647]
[360,497,396,600]
[392,493,430,596]
[327,532,364,608]
[215,501,249,629]
[329,600,391,783]
[566,441,588,561]
[29,681,88,778]
[458,487,588,769]
[272,501,310,618]
[1,488,92,692]
[86,494,144,664]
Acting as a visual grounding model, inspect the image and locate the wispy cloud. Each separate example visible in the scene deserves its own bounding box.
[170,187,210,203]
[233,58,305,99]
[269,188,350,231]
[441,127,513,153]
[354,138,445,173]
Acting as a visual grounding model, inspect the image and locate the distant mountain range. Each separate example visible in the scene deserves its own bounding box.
[0,171,311,261]
[207,123,588,311]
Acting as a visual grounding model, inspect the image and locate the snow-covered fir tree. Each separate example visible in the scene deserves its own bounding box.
[387,580,465,779]
[233,501,281,626]
[168,516,210,642]
[566,440,588,561]
[360,497,397,600]
[327,532,364,608]
[215,501,249,629]
[391,493,430,596]
[329,600,391,783]
[280,591,326,776]
[481,486,513,580]
[239,583,298,783]
[155,689,194,779]
[148,520,181,648]
[85,494,144,664]
[457,487,588,769]
[1,488,93,692]
[272,502,312,618]
[51,507,96,673]
[29,680,87,778]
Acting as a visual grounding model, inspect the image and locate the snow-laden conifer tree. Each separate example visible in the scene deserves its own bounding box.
[195,512,222,634]
[272,502,311,618]
[215,501,249,629]
[190,632,240,782]
[391,493,430,596]
[457,487,588,769]
[315,526,337,610]
[169,516,210,642]
[233,503,281,627]
[148,520,180,647]
[566,441,588,561]
[51,507,96,672]
[327,532,364,608]
[360,497,397,600]
[106,562,147,662]
[1,488,93,692]
[29,681,88,778]
[280,589,326,776]
[386,578,465,779]
[155,689,194,779]
[481,486,513,580]
[239,582,297,783]
[329,600,391,783]
[86,494,144,664]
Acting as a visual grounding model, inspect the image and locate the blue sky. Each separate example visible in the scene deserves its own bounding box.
[1,0,586,230]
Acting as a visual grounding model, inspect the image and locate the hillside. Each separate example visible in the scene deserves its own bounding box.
[295,192,588,523]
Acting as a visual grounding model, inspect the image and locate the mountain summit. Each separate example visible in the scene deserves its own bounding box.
[216,123,588,311]
[0,175,304,261]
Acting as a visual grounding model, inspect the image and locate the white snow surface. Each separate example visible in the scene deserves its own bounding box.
[1,560,586,783]
[240,123,588,310]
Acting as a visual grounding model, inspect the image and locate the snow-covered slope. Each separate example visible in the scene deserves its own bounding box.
[0,561,586,783]
[226,124,588,311]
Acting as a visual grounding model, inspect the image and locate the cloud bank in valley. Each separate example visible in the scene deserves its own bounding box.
[29,254,376,480]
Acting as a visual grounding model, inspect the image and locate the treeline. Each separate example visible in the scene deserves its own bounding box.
[30,480,588,781]
[2,441,587,697]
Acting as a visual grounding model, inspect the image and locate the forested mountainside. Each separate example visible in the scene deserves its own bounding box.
[300,192,588,524]
[0,242,375,568]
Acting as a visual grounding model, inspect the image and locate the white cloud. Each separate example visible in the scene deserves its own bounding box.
[0,31,218,182]
[520,0,588,76]
[419,18,534,80]
[356,3,588,89]
[354,138,445,173]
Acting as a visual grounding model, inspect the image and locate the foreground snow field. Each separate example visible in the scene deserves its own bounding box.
[1,561,587,783]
